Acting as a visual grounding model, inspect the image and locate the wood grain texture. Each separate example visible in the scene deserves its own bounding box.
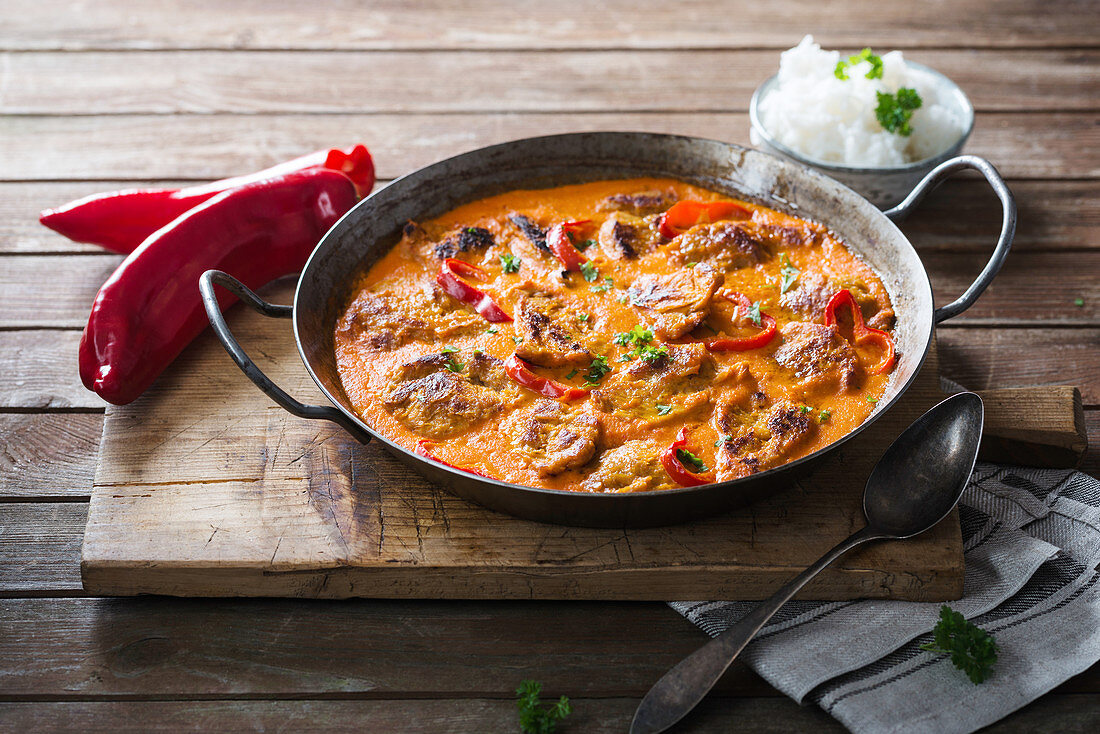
[0,504,85,595]
[3,50,1095,115]
[0,255,121,328]
[3,0,1097,50]
[0,414,101,499]
[81,281,965,601]
[0,331,103,410]
[5,113,1097,182]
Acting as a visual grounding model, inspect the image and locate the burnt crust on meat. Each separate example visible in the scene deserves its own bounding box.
[714,399,816,480]
[382,352,510,438]
[504,399,600,477]
[596,189,677,216]
[580,439,677,493]
[513,292,592,367]
[669,221,772,271]
[774,321,860,391]
[627,264,724,339]
[433,226,495,260]
[508,214,549,253]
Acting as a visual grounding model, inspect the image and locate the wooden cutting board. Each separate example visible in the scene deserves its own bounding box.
[81,281,1087,601]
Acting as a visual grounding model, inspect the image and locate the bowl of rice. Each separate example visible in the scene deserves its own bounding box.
[750,36,974,208]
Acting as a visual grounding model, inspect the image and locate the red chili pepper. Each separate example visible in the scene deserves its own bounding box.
[823,289,897,374]
[704,292,778,351]
[546,219,591,271]
[435,259,513,323]
[79,168,358,405]
[40,145,374,254]
[657,200,752,239]
[660,427,716,487]
[503,354,590,401]
[415,440,494,478]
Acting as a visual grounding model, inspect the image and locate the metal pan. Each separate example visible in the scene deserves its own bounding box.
[200,132,1014,528]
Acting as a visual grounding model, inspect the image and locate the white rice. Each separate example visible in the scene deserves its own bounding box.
[756,35,966,167]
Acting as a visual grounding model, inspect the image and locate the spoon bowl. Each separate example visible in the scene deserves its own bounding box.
[864,391,984,538]
[631,392,985,734]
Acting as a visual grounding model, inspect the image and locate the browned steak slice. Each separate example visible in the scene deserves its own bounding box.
[627,264,724,339]
[503,399,600,477]
[774,321,859,391]
[513,291,593,367]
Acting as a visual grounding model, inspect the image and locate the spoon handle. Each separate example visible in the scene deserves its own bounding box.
[630,525,887,734]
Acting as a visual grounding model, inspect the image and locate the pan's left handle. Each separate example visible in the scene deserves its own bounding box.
[885,155,1016,324]
[199,269,372,443]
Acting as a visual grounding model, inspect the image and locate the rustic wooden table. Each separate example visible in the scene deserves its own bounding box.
[2,1,1098,731]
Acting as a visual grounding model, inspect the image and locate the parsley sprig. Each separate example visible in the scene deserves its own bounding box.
[779,253,800,294]
[875,87,923,136]
[834,47,884,81]
[580,261,600,282]
[500,253,522,274]
[677,448,708,473]
[582,355,611,387]
[516,679,573,734]
[920,605,998,684]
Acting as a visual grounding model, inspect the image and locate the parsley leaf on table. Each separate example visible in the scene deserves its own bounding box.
[875,87,923,136]
[920,605,998,684]
[516,679,573,734]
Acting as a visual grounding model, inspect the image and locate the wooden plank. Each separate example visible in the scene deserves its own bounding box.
[937,328,1100,406]
[2,50,1095,115]
[974,387,1089,468]
[2,0,1096,50]
[11,180,1100,255]
[0,255,121,328]
[0,698,841,732]
[0,331,104,410]
[0,597,770,698]
[0,504,85,595]
[81,279,964,601]
[3,114,1097,183]
[4,250,1098,330]
[0,414,101,499]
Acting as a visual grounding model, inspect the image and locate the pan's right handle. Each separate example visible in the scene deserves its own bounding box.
[199,269,371,443]
[885,155,1016,324]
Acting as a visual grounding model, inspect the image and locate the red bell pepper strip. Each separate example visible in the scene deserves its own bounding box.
[435,259,513,323]
[415,440,494,478]
[823,289,896,374]
[657,200,752,239]
[79,168,358,405]
[546,219,591,271]
[660,427,716,487]
[704,292,778,352]
[504,354,590,401]
[40,145,374,254]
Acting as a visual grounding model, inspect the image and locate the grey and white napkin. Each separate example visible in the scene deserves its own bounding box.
[670,463,1100,734]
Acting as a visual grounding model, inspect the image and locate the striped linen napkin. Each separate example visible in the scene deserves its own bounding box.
[670,463,1100,734]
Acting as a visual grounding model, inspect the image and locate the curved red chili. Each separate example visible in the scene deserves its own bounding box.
[824,289,896,374]
[415,440,494,478]
[704,292,778,352]
[78,168,358,405]
[546,219,592,271]
[661,427,716,487]
[504,354,590,401]
[435,259,513,323]
[40,145,375,254]
[658,200,752,239]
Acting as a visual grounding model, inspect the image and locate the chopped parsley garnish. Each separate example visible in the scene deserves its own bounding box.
[636,345,669,363]
[800,405,812,414]
[747,300,762,327]
[677,448,709,473]
[486,326,499,334]
[516,679,573,734]
[685,261,698,268]
[616,293,629,304]
[834,47,884,81]
[614,325,654,347]
[1074,297,1085,307]
[444,356,465,373]
[655,404,673,416]
[583,355,611,385]
[779,253,800,294]
[577,313,590,322]
[440,345,459,354]
[920,605,998,684]
[580,261,600,282]
[875,87,923,136]
[500,253,521,273]
[866,396,878,404]
[715,434,732,447]
[565,369,579,380]
[513,336,524,345]
[591,283,611,294]
[819,409,832,422]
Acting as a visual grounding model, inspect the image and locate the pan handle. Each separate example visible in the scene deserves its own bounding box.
[884,155,1016,324]
[199,269,371,443]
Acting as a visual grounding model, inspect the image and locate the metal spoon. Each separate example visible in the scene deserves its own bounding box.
[631,392,984,734]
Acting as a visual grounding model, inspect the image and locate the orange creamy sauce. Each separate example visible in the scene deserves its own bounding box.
[334,178,895,492]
